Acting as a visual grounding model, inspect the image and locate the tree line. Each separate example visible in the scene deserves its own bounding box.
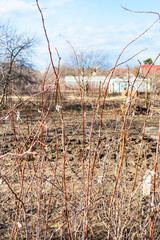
[0,23,37,106]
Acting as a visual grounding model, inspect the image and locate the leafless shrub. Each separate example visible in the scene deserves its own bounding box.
[0,2,160,240]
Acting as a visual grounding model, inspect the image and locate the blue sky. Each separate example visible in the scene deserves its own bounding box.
[0,0,160,70]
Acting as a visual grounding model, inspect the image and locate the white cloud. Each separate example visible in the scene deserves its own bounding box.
[53,21,160,66]
[0,0,35,14]
[34,19,160,69]
[2,0,158,70]
[48,0,73,7]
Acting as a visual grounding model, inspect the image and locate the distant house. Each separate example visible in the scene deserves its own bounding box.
[112,68,128,77]
[140,65,160,77]
[109,75,150,93]
[64,75,150,93]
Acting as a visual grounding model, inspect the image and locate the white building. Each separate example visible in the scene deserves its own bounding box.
[65,75,150,93]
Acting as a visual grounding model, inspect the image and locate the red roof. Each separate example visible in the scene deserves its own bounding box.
[114,68,128,76]
[141,65,160,72]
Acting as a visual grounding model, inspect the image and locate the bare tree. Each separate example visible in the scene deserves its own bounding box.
[0,23,36,105]
[67,50,109,96]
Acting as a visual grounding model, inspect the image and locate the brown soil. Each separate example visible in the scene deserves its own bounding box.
[0,93,160,239]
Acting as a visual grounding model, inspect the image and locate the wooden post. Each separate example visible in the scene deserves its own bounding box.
[145,81,148,108]
[97,81,101,111]
[55,82,58,106]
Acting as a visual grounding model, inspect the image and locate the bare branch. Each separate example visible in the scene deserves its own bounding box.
[122,6,160,18]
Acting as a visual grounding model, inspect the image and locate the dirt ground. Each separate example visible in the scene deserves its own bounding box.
[0,92,160,239]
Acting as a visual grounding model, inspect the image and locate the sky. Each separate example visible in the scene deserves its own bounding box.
[0,0,160,70]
